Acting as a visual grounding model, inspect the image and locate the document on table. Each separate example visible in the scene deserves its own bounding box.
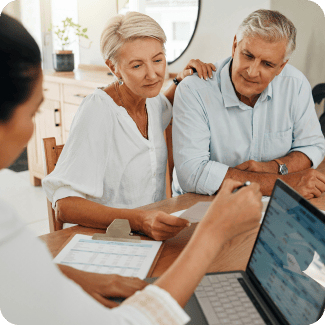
[54,234,163,279]
[172,197,272,224]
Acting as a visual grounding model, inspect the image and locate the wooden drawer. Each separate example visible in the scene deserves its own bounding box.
[43,81,60,101]
[63,84,94,105]
[63,103,79,132]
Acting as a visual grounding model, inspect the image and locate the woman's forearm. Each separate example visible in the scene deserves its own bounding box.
[56,196,145,231]
[163,82,177,105]
[154,179,263,307]
[154,222,226,307]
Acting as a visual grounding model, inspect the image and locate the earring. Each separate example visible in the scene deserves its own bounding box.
[118,78,124,86]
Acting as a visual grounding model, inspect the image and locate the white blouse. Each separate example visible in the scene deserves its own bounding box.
[42,88,172,209]
[0,199,190,325]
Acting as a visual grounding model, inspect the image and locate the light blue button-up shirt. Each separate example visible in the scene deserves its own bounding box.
[172,57,325,196]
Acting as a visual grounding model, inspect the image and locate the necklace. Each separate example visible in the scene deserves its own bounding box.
[114,82,148,139]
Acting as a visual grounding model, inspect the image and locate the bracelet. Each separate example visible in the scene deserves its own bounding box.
[173,77,180,86]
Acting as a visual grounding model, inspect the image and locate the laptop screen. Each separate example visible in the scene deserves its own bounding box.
[248,181,325,325]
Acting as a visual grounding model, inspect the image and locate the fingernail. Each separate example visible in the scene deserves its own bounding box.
[209,75,213,79]
[205,77,208,81]
[201,76,203,80]
[187,222,191,227]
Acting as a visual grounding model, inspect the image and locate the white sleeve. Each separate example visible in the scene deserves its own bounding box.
[0,210,190,325]
[42,93,112,208]
[289,75,325,167]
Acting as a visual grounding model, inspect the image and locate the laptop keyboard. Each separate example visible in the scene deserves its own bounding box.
[194,273,269,325]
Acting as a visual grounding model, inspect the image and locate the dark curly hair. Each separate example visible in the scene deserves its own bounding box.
[0,14,41,122]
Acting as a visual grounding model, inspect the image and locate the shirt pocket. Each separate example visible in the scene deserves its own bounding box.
[262,128,293,161]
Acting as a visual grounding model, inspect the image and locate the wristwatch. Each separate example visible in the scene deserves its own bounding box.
[274,159,288,175]
[173,77,180,86]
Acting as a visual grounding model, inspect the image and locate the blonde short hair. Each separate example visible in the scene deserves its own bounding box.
[100,11,167,65]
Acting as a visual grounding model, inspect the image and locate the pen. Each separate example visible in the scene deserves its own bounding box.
[232,181,251,193]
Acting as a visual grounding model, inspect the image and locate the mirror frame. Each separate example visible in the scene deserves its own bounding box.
[167,0,201,65]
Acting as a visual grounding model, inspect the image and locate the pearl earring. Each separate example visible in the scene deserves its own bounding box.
[118,78,124,86]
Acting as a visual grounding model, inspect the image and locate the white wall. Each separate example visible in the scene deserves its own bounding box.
[2,0,21,20]
[77,0,117,66]
[271,0,325,88]
[77,0,325,89]
[3,0,42,55]
[168,0,270,73]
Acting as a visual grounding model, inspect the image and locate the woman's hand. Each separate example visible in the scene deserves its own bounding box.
[176,59,216,82]
[154,179,263,307]
[140,210,190,241]
[59,265,148,308]
[200,179,263,245]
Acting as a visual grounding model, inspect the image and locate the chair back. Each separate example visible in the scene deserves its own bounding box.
[43,137,64,232]
[164,119,174,198]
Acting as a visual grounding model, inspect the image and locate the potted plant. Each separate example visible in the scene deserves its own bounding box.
[49,18,90,72]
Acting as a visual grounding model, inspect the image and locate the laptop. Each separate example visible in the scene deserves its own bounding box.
[149,179,325,324]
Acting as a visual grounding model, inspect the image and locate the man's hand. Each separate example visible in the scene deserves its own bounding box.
[282,169,325,199]
[59,265,148,308]
[140,210,190,241]
[200,179,263,244]
[235,160,278,174]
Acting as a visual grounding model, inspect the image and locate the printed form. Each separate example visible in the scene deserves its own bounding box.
[54,234,162,279]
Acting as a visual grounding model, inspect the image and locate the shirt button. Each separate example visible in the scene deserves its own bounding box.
[153,172,156,177]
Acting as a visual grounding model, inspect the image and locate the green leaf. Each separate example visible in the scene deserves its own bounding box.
[82,28,87,33]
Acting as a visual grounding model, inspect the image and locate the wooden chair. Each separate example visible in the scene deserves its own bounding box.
[43,137,64,232]
[43,125,174,232]
[164,119,174,199]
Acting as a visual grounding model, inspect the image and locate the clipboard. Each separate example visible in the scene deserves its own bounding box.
[54,219,165,278]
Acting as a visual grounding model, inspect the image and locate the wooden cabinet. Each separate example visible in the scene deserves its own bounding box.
[27,69,111,185]
[28,84,63,185]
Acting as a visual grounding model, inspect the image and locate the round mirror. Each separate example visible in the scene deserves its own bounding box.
[118,0,200,64]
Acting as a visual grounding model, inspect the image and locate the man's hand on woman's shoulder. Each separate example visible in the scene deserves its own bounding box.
[177,59,216,83]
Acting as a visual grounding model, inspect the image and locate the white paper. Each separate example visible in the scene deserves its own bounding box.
[171,202,211,223]
[171,209,186,218]
[54,234,162,279]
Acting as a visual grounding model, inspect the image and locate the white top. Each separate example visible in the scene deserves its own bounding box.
[42,88,172,209]
[0,199,190,325]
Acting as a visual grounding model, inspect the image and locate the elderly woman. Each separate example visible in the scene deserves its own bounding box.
[42,12,216,240]
[0,15,262,324]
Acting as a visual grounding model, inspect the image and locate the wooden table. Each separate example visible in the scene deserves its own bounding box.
[40,178,325,278]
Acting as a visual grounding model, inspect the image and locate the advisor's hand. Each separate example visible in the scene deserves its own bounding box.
[140,210,190,241]
[59,265,147,308]
[176,59,216,82]
[282,169,325,199]
[235,160,278,173]
[200,179,263,243]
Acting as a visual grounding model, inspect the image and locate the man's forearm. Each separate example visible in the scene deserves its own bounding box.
[225,168,279,196]
[235,151,312,174]
[277,151,312,173]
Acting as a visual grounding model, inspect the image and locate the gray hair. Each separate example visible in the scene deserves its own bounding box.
[236,9,296,62]
[100,11,166,65]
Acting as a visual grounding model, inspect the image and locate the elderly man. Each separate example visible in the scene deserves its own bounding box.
[173,9,325,199]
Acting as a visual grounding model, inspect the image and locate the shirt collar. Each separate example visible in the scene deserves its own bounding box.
[220,58,273,110]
